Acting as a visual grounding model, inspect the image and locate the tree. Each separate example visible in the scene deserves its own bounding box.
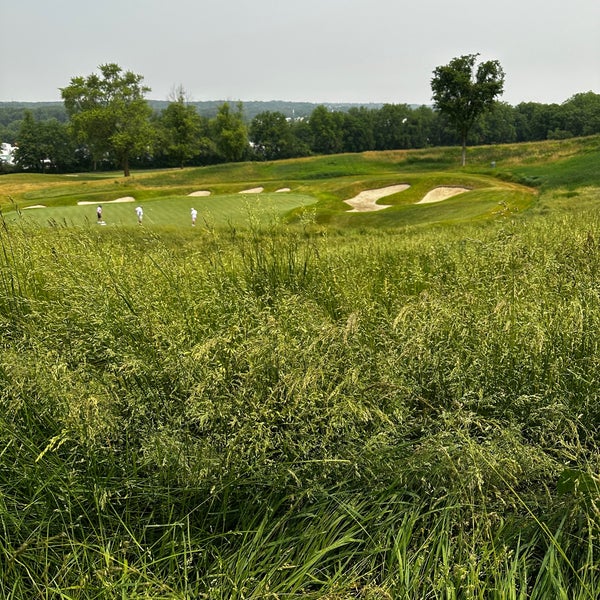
[560,92,600,137]
[309,105,344,154]
[373,104,413,150]
[288,119,312,158]
[61,63,154,176]
[249,111,296,160]
[38,119,78,172]
[13,111,43,171]
[514,102,562,142]
[157,86,204,168]
[409,105,437,148]
[211,102,249,163]
[431,53,505,165]
[472,102,517,145]
[342,107,375,153]
[14,111,77,173]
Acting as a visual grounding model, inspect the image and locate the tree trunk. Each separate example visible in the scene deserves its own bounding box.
[461,132,467,167]
[123,154,130,177]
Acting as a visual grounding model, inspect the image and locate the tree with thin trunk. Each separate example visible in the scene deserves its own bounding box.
[431,54,505,166]
[61,63,154,177]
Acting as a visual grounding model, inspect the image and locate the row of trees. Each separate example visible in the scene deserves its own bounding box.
[3,61,599,175]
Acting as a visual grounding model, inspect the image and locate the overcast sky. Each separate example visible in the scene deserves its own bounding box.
[1,0,598,106]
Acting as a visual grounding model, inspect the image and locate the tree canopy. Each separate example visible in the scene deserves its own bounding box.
[212,102,249,163]
[12,111,76,173]
[431,53,505,165]
[250,111,296,160]
[61,63,154,176]
[155,86,208,168]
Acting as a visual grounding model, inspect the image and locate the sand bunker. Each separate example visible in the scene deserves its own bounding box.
[239,187,264,194]
[417,187,469,204]
[23,204,46,209]
[344,184,410,212]
[188,190,211,197]
[77,196,135,205]
[275,188,291,192]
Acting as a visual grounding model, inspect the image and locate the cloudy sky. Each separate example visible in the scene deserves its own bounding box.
[1,0,598,106]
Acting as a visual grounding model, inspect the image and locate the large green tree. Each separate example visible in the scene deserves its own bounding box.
[211,102,249,163]
[157,86,206,168]
[14,111,77,173]
[61,63,154,176]
[249,111,296,160]
[373,104,412,150]
[561,92,600,137]
[342,107,376,152]
[309,105,344,154]
[431,53,505,165]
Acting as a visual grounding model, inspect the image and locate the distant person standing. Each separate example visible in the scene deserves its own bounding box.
[135,205,143,225]
[191,207,198,227]
[97,205,103,223]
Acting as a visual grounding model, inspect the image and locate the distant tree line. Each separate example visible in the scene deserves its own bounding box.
[1,65,599,174]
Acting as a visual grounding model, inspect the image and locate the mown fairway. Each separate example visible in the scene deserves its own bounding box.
[1,137,600,598]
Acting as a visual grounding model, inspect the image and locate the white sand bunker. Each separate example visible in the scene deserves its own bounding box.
[23,204,46,209]
[188,190,211,197]
[239,187,264,194]
[345,184,410,212]
[275,188,291,192]
[110,196,136,203]
[77,196,135,205]
[417,187,469,204]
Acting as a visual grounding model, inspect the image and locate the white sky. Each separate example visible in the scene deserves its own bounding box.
[1,0,598,106]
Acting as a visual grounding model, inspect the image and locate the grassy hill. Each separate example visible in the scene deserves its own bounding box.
[6,135,598,230]
[1,136,600,598]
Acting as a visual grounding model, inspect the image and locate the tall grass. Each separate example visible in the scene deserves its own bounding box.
[1,180,600,597]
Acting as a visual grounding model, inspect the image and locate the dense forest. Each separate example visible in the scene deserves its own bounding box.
[1,91,599,174]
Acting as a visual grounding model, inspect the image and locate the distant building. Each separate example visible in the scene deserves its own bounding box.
[0,143,16,165]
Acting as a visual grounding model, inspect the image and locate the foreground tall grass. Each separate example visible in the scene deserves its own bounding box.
[1,189,600,597]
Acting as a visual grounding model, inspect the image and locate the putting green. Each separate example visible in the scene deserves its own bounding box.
[9,192,318,228]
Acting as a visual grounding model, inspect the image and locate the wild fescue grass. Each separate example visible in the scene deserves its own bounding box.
[1,189,600,597]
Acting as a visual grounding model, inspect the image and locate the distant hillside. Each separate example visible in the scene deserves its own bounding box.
[150,100,389,120]
[0,100,389,123]
[0,102,69,126]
